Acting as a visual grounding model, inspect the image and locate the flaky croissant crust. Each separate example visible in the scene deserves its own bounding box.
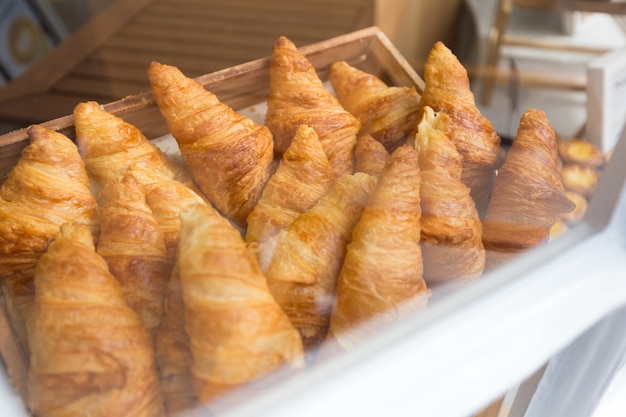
[483,109,575,255]
[419,41,505,209]
[329,60,421,152]
[27,223,164,417]
[414,107,485,284]
[178,204,303,403]
[148,62,275,226]
[246,124,334,245]
[265,36,360,178]
[329,145,428,349]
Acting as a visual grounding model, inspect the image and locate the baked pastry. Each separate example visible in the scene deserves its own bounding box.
[419,41,505,211]
[73,101,206,252]
[558,138,605,168]
[177,204,304,404]
[263,172,377,352]
[354,133,390,178]
[97,173,171,340]
[27,222,164,417]
[0,124,99,352]
[246,124,334,246]
[414,106,486,285]
[329,60,421,151]
[560,163,601,198]
[265,36,360,178]
[327,145,428,351]
[483,109,575,269]
[148,61,275,227]
[154,264,197,416]
[559,190,588,226]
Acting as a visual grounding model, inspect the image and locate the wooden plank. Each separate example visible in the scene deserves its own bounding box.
[87,46,248,77]
[144,2,361,28]
[118,15,360,46]
[52,75,150,100]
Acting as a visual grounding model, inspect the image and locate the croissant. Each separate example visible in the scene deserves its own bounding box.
[414,106,486,285]
[263,172,376,352]
[154,264,197,416]
[326,145,428,351]
[265,36,360,178]
[246,124,334,246]
[26,223,164,417]
[419,41,505,211]
[354,133,390,178]
[177,204,304,404]
[97,173,171,340]
[483,108,575,269]
[148,61,275,227]
[329,60,421,152]
[74,101,206,251]
[0,124,99,352]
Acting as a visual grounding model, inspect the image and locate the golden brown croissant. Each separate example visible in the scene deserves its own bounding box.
[27,222,164,417]
[97,173,171,340]
[414,106,486,286]
[148,61,275,227]
[329,60,421,152]
[354,133,390,178]
[483,108,575,269]
[262,172,376,352]
[265,36,360,178]
[246,124,334,245]
[177,204,304,404]
[419,41,505,211]
[154,264,197,416]
[74,101,206,251]
[0,124,99,352]
[327,145,428,351]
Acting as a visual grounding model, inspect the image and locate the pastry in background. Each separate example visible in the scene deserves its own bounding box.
[559,190,588,226]
[329,60,421,152]
[246,124,334,246]
[177,204,304,404]
[560,163,601,198]
[419,41,505,212]
[27,223,164,417]
[0,124,99,353]
[154,264,197,416]
[326,145,428,352]
[263,172,376,353]
[148,61,275,227]
[73,101,206,252]
[265,36,360,178]
[414,106,485,286]
[354,133,390,178]
[483,109,575,269]
[558,137,605,169]
[97,173,171,340]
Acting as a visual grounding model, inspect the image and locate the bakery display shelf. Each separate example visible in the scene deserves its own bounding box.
[1,25,625,417]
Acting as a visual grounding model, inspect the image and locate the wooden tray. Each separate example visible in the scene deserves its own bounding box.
[0,26,423,183]
[0,25,425,411]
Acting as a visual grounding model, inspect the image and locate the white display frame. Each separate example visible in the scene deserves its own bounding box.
[587,47,626,153]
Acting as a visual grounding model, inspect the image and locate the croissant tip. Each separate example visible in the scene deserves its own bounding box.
[275,35,296,49]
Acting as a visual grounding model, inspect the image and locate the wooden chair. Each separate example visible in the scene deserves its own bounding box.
[479,0,626,105]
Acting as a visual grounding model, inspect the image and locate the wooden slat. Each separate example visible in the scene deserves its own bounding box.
[144,1,363,29]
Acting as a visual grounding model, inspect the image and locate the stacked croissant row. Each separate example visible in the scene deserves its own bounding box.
[0,35,593,417]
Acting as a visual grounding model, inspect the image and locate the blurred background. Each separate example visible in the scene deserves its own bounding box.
[0,0,624,150]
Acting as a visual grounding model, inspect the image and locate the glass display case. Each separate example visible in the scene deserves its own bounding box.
[0,2,625,415]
